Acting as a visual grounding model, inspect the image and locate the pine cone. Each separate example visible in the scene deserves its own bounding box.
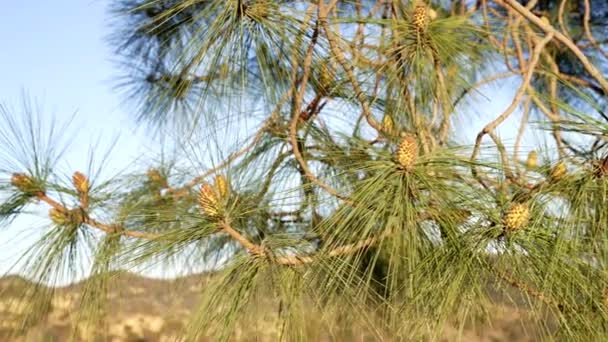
[317,63,335,96]
[382,115,394,134]
[525,151,538,171]
[199,183,220,218]
[550,161,567,182]
[147,168,168,188]
[49,208,69,225]
[49,208,85,226]
[10,173,38,193]
[503,203,530,232]
[72,171,89,194]
[214,175,230,199]
[412,4,429,32]
[540,16,550,26]
[396,134,418,171]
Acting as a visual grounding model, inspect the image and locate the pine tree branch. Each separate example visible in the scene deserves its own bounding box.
[287,7,349,202]
[513,97,531,176]
[274,233,385,266]
[471,31,554,185]
[496,0,608,93]
[319,1,382,133]
[492,267,561,309]
[166,121,271,198]
[582,0,608,58]
[35,192,160,239]
[274,211,434,266]
[557,0,573,42]
[218,220,265,257]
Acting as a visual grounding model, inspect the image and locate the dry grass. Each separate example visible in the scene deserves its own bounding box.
[0,272,551,341]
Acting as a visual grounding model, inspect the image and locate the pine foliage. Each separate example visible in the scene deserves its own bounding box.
[1,0,608,340]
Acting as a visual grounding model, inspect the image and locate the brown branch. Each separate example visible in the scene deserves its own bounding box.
[471,31,554,163]
[513,96,531,176]
[34,186,445,268]
[557,0,573,42]
[36,192,160,239]
[319,1,382,133]
[275,234,383,266]
[492,268,560,308]
[287,5,349,202]
[218,220,265,256]
[496,0,608,93]
[275,211,435,266]
[37,189,268,255]
[557,72,606,96]
[537,44,566,157]
[488,131,517,184]
[582,0,608,58]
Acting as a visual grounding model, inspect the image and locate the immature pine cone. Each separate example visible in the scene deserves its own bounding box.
[382,115,394,134]
[396,134,418,171]
[10,173,36,193]
[503,203,530,232]
[550,161,567,181]
[214,175,230,199]
[199,183,220,218]
[317,62,335,95]
[412,4,429,32]
[525,151,538,171]
[49,208,69,225]
[72,171,89,194]
[147,168,168,188]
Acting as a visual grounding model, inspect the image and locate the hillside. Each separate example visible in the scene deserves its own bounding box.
[0,272,547,341]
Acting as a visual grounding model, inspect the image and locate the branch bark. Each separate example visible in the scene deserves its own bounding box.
[496,0,608,93]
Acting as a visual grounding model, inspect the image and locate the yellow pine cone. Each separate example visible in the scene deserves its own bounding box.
[147,168,168,188]
[199,183,220,218]
[382,115,394,134]
[317,62,335,95]
[396,134,418,171]
[502,203,530,232]
[10,173,37,193]
[412,4,429,32]
[49,208,85,225]
[72,171,89,194]
[214,175,230,199]
[525,151,538,171]
[550,161,567,181]
[49,208,69,225]
[540,16,550,26]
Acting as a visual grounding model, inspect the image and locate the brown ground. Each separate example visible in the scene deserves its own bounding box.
[0,272,548,341]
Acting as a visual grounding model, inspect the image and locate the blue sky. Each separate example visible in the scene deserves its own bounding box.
[0,1,148,149]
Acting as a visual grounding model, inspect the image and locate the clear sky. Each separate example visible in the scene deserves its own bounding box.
[0,1,540,284]
[0,1,134,133]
